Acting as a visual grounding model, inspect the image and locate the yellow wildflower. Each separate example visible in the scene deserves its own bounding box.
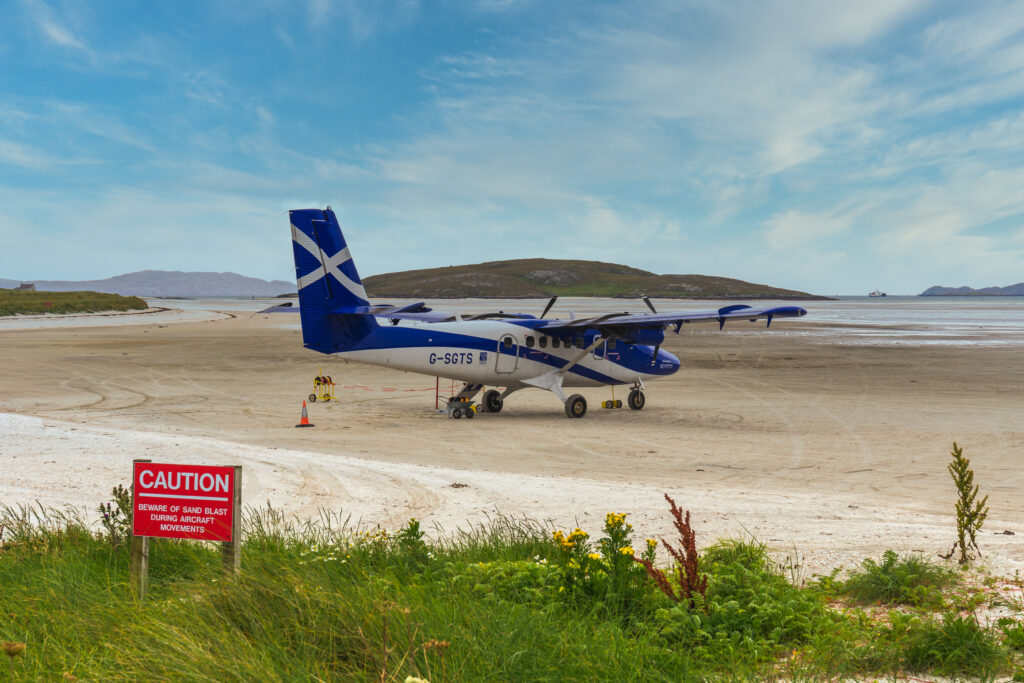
[646,538,658,549]
[619,547,634,556]
[588,552,602,561]
[605,512,627,527]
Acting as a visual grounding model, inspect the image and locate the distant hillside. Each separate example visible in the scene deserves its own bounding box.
[921,283,1024,296]
[363,258,826,299]
[0,271,295,298]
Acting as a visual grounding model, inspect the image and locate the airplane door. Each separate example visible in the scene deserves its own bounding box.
[495,334,519,374]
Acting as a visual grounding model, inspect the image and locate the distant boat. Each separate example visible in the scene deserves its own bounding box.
[868,290,887,297]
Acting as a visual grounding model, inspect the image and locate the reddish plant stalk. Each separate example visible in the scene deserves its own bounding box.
[634,493,707,609]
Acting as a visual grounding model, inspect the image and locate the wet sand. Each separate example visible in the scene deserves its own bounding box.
[1,310,1021,574]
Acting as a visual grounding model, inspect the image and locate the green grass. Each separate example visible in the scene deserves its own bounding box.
[1,504,1019,681]
[0,290,148,316]
[819,549,960,609]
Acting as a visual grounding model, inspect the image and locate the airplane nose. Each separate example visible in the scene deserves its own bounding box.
[658,349,680,374]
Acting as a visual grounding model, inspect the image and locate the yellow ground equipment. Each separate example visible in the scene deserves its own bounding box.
[446,396,478,419]
[309,369,336,403]
[601,387,623,409]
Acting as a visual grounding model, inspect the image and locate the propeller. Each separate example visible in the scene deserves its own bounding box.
[540,295,558,319]
[641,295,657,314]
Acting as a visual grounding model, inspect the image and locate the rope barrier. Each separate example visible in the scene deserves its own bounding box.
[338,384,436,392]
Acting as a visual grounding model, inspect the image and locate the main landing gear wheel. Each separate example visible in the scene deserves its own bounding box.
[483,390,503,413]
[565,394,587,418]
[627,389,645,411]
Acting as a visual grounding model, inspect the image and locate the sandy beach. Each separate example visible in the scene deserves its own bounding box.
[1,307,1021,576]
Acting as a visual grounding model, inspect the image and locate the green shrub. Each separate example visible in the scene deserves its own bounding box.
[832,550,958,608]
[999,617,1024,651]
[902,612,1008,677]
[945,441,989,565]
[649,538,846,672]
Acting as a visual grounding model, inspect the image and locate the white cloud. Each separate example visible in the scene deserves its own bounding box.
[21,0,93,55]
[764,210,852,251]
[0,139,58,170]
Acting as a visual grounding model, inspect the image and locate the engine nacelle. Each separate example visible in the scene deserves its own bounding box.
[626,327,665,346]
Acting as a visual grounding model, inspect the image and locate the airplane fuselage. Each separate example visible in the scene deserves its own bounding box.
[323,317,680,388]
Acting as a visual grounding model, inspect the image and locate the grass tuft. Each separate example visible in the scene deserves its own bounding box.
[828,550,959,608]
[0,290,147,316]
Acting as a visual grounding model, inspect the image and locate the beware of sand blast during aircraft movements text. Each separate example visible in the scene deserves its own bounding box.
[132,462,235,541]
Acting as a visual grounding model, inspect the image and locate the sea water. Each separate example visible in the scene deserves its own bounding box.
[232,295,1024,347]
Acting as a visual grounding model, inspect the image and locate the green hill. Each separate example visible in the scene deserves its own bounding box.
[363,258,826,299]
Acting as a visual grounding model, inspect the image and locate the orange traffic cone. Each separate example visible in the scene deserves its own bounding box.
[294,400,314,428]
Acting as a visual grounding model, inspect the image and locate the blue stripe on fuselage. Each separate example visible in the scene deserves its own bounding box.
[320,322,676,383]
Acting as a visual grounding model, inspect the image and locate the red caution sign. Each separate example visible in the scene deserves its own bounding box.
[132,462,236,541]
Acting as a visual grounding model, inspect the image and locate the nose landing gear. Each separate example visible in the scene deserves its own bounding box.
[627,383,646,410]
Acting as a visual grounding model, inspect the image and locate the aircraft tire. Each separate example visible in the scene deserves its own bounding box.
[565,394,587,418]
[627,390,645,411]
[483,390,503,413]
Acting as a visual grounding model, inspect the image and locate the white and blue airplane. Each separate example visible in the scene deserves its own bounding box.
[290,207,807,418]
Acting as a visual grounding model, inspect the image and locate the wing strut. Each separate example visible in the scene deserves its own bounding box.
[521,336,607,403]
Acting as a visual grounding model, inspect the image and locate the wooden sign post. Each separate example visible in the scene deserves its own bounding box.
[130,460,242,599]
[221,464,242,574]
[129,458,151,599]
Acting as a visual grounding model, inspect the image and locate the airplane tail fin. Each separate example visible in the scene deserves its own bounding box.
[289,207,378,352]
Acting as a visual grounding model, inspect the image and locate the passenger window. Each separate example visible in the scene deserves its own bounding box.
[551,338,560,349]
[525,336,535,348]
[502,336,513,349]
[539,336,547,349]
[575,337,584,349]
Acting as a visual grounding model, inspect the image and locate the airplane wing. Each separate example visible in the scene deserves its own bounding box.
[534,304,807,335]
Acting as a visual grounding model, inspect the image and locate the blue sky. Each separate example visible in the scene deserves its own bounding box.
[2,0,1023,294]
